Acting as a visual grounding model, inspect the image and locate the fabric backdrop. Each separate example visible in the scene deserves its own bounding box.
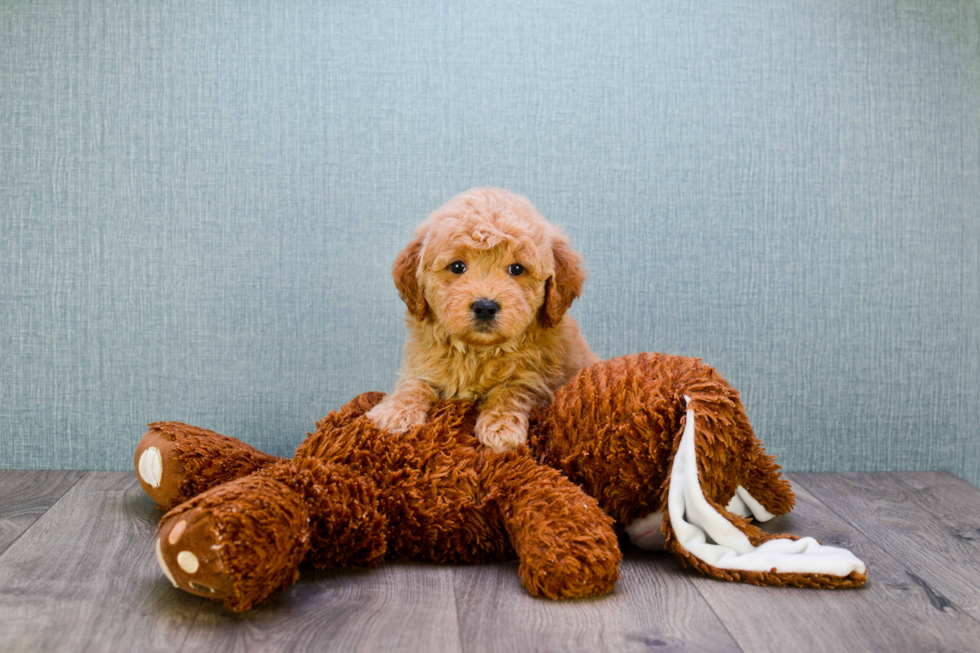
[2,0,978,484]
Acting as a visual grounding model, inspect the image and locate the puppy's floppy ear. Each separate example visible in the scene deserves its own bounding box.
[393,235,429,321]
[539,230,586,328]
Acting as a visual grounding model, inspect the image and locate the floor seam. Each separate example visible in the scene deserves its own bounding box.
[0,470,89,563]
[681,573,748,653]
[175,598,208,653]
[451,569,467,653]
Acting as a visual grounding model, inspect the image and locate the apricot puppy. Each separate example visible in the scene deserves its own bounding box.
[367,188,598,451]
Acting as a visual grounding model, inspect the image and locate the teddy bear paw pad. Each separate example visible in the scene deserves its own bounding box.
[138,447,163,488]
[156,508,235,599]
[134,428,187,507]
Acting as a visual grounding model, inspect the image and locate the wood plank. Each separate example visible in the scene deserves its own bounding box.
[180,563,463,653]
[0,470,85,555]
[891,472,980,559]
[0,472,204,652]
[892,471,980,547]
[795,471,980,623]
[453,551,742,653]
[897,471,980,496]
[682,474,980,653]
[1,469,975,652]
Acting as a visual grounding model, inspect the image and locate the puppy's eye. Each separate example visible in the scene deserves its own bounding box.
[507,264,525,276]
[449,260,466,274]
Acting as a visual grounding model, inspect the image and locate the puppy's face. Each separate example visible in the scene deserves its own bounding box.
[420,228,546,346]
[393,189,586,347]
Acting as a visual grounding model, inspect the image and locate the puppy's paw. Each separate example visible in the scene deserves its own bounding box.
[366,398,429,434]
[476,411,529,452]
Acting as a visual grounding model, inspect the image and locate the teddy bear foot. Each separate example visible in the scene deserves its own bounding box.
[155,466,317,611]
[156,507,237,601]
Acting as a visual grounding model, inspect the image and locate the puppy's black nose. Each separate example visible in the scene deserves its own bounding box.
[471,298,500,322]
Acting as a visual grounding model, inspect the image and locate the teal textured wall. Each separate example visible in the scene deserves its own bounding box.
[2,0,978,482]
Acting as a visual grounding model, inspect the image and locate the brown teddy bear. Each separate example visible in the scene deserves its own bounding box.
[135,353,867,611]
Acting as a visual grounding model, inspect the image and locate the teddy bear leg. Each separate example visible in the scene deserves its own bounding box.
[135,421,280,509]
[155,459,387,611]
[292,459,388,570]
[155,462,314,611]
[482,452,621,599]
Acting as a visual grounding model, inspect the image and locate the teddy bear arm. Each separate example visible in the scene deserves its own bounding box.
[481,452,621,599]
[730,409,796,516]
[135,422,280,509]
[659,398,867,588]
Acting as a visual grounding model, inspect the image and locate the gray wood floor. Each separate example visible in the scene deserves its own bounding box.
[0,470,978,652]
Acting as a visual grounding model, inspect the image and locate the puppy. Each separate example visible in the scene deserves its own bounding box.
[367,188,598,451]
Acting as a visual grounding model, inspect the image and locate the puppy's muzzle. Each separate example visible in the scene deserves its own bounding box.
[471,298,500,323]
